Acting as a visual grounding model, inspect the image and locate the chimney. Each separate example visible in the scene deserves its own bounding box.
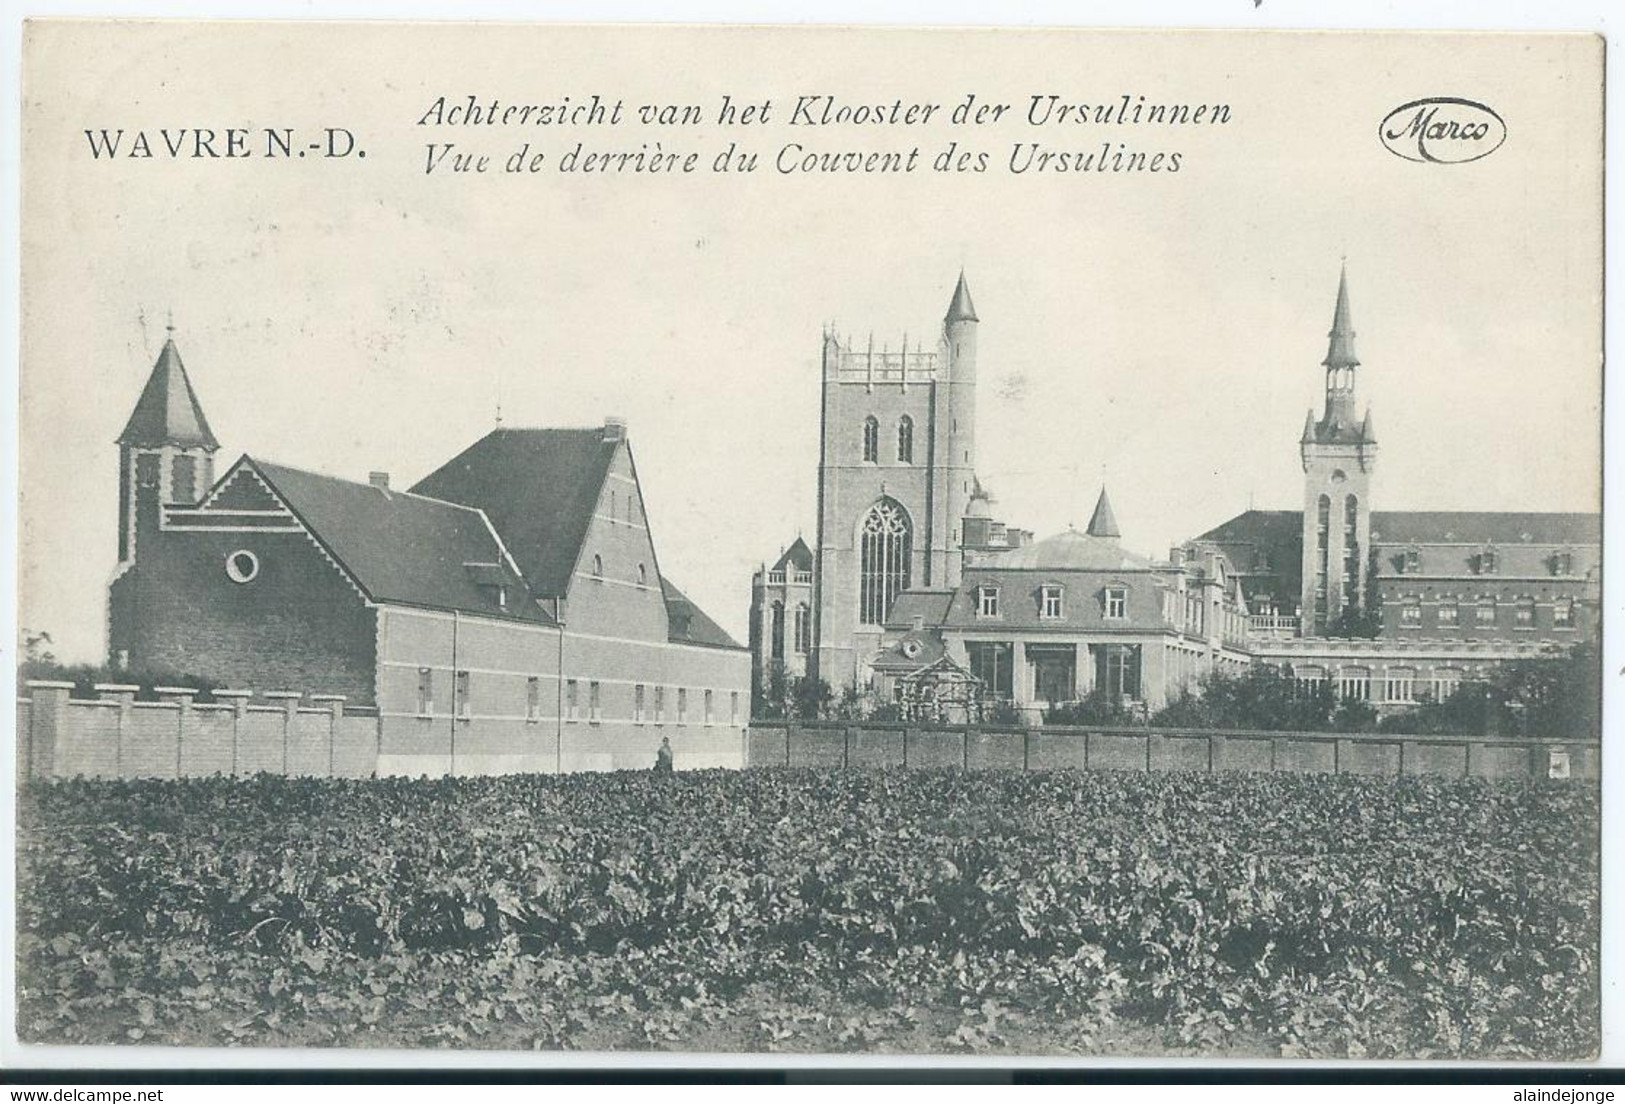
[603,416,628,441]
[368,471,390,490]
[1169,546,1186,568]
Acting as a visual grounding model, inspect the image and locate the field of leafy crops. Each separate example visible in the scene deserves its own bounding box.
[15,769,1599,1058]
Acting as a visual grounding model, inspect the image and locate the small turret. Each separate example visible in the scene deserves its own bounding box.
[945,270,978,324]
[1086,487,1121,539]
[116,327,220,563]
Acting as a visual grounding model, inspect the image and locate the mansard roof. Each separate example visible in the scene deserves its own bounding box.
[1194,508,1599,561]
[245,458,546,622]
[1368,511,1600,546]
[118,338,219,449]
[411,427,618,598]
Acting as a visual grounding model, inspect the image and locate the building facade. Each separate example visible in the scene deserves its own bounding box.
[1187,267,1600,712]
[753,266,1599,722]
[108,336,749,773]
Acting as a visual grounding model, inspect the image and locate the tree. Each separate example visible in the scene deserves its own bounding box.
[1148,664,1336,732]
[1045,689,1143,727]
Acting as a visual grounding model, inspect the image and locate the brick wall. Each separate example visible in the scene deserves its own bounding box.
[746,720,1599,781]
[19,683,379,781]
[109,504,377,703]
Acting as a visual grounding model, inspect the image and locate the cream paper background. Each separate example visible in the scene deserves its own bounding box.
[17,22,1602,662]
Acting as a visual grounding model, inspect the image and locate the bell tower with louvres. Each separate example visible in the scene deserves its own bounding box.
[1299,265,1377,636]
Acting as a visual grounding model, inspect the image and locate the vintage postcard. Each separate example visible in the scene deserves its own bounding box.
[9,21,1605,1064]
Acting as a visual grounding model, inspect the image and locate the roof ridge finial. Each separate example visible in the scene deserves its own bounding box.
[165,308,175,338]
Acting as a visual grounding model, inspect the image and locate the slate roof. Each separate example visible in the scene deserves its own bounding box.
[661,578,745,650]
[249,458,545,622]
[984,528,1151,572]
[118,339,219,449]
[1368,511,1600,546]
[411,428,617,598]
[1196,508,1600,550]
[946,271,979,323]
[770,537,813,573]
[871,630,948,673]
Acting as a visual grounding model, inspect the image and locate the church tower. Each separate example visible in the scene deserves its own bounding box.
[1298,265,1377,636]
[115,329,220,566]
[811,274,981,690]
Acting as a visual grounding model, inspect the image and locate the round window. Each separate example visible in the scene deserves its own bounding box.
[225,549,260,583]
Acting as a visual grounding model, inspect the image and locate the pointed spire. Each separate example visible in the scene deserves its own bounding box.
[1301,409,1318,444]
[945,270,978,324]
[117,335,219,449]
[1322,262,1359,369]
[1360,405,1376,443]
[1086,486,1121,538]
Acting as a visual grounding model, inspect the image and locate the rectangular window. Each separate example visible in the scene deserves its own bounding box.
[634,683,646,724]
[1337,669,1371,702]
[1040,585,1064,619]
[1104,587,1127,620]
[1476,601,1496,626]
[588,681,602,724]
[1515,600,1535,628]
[417,667,434,716]
[1294,666,1327,695]
[566,679,579,722]
[678,688,688,725]
[1554,600,1574,628]
[526,676,541,723]
[977,586,1000,618]
[1401,598,1422,626]
[171,454,197,503]
[1431,669,1462,701]
[704,689,714,726]
[1438,602,1459,627]
[730,691,739,726]
[1384,669,1415,703]
[967,642,1014,699]
[454,670,471,717]
[654,685,666,723]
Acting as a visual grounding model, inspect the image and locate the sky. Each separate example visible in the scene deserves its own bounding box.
[19,23,1603,662]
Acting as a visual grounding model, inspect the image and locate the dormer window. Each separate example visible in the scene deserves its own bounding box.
[977,585,1000,618]
[1040,584,1064,619]
[1477,549,1498,575]
[1104,586,1128,620]
[1553,551,1574,576]
[1402,549,1420,574]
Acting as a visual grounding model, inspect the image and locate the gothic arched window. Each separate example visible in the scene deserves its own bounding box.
[859,499,912,625]
[794,603,811,654]
[862,416,879,462]
[770,600,785,661]
[897,415,914,463]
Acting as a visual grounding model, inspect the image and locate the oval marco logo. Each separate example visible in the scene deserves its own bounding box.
[1379,98,1507,164]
